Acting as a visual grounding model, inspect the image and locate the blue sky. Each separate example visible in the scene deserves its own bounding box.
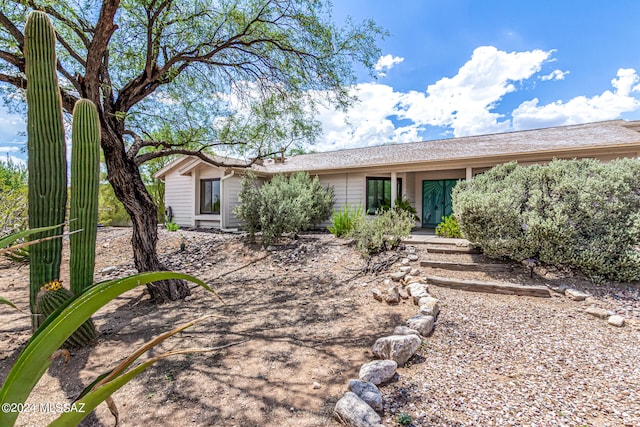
[2,1,640,161]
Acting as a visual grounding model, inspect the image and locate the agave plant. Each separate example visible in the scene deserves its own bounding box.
[0,271,221,426]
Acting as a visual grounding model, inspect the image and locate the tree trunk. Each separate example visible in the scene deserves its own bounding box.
[101,132,190,303]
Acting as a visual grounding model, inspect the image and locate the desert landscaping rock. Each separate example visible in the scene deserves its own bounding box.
[359,360,398,385]
[371,334,421,366]
[409,268,420,276]
[99,265,118,274]
[399,266,411,273]
[348,380,384,414]
[393,325,420,336]
[383,286,400,304]
[401,258,410,265]
[406,282,427,297]
[403,275,423,285]
[566,288,590,301]
[418,296,440,317]
[608,315,625,327]
[550,284,569,294]
[407,314,435,336]
[390,271,407,281]
[333,392,384,427]
[398,287,409,300]
[585,306,611,319]
[372,288,383,302]
[407,254,419,262]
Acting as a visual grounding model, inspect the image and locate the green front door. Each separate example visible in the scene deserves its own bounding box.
[422,179,458,227]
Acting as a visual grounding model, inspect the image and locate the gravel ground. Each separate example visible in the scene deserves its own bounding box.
[380,246,640,427]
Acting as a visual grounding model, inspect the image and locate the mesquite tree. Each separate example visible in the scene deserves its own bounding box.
[0,0,384,303]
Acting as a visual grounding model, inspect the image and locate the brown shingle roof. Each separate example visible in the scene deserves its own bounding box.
[262,120,640,173]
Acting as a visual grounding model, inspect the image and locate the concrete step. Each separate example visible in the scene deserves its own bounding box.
[425,275,550,298]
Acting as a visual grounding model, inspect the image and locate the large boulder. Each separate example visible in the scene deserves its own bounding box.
[418,296,440,317]
[334,392,384,427]
[407,314,435,336]
[371,335,422,366]
[359,360,397,385]
[371,335,421,367]
[348,379,384,414]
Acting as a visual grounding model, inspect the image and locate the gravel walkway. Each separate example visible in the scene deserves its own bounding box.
[380,247,640,427]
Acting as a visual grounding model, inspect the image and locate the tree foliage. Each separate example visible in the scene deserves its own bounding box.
[453,159,640,282]
[0,158,27,234]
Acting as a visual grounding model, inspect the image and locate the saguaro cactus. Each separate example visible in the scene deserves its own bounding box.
[24,11,67,328]
[70,99,100,295]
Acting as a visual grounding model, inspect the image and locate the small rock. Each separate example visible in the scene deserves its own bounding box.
[359,360,397,385]
[585,306,610,320]
[390,271,407,282]
[348,380,383,414]
[371,289,383,302]
[266,245,277,251]
[406,246,416,254]
[549,284,568,294]
[418,296,440,317]
[401,258,410,265]
[334,392,384,427]
[100,266,118,274]
[399,266,412,273]
[409,268,421,276]
[384,286,400,304]
[404,275,424,285]
[382,278,392,287]
[398,287,410,300]
[407,254,419,262]
[608,315,625,327]
[565,288,590,301]
[393,325,420,336]
[371,334,421,366]
[312,382,321,389]
[407,314,435,337]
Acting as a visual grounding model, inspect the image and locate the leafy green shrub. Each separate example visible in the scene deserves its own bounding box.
[397,412,412,425]
[99,183,132,226]
[435,214,463,238]
[234,172,334,247]
[234,172,263,242]
[165,221,180,231]
[327,205,364,237]
[453,158,640,282]
[0,158,28,235]
[349,208,415,255]
[381,196,419,222]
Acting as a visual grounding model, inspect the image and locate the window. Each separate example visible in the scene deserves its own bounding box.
[366,177,402,214]
[200,179,221,214]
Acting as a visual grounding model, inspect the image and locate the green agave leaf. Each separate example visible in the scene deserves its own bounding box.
[74,314,217,401]
[0,223,64,254]
[0,271,212,426]
[0,296,22,312]
[48,347,218,427]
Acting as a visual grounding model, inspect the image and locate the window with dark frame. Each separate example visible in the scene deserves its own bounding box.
[200,178,221,214]
[366,177,402,214]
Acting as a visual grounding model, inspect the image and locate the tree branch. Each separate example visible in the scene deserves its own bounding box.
[0,49,24,69]
[0,10,24,49]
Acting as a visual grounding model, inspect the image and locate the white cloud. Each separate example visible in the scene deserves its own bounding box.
[540,69,569,81]
[374,54,404,76]
[512,68,640,130]
[0,146,19,152]
[313,47,640,150]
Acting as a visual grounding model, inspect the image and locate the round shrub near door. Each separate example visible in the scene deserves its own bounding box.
[452,158,640,282]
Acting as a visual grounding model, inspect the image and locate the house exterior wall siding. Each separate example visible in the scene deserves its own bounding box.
[164,170,195,227]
